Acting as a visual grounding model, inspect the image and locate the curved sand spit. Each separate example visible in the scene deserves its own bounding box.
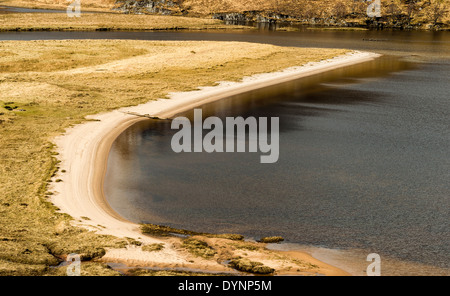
[51,51,381,273]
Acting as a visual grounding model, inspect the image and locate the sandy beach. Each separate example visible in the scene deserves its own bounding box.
[51,50,380,275]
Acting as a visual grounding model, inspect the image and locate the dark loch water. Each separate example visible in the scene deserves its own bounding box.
[104,56,449,275]
[100,30,449,275]
[0,5,67,13]
[3,27,448,275]
[0,5,103,14]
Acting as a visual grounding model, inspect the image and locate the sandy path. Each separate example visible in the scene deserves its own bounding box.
[51,50,380,273]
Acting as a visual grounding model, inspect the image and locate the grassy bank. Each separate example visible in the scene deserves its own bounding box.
[0,39,348,275]
[0,12,248,31]
[2,0,449,29]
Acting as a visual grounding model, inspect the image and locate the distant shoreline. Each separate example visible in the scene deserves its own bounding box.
[1,2,448,31]
[52,50,380,275]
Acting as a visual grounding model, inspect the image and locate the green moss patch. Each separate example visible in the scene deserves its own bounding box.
[228,257,275,274]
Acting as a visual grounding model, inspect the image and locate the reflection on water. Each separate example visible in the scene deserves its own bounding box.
[105,55,450,275]
[177,56,414,121]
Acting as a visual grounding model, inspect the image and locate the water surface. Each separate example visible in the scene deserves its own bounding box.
[105,55,449,275]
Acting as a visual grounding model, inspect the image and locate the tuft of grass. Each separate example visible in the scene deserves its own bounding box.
[0,259,49,276]
[142,243,165,252]
[182,238,216,259]
[230,241,261,251]
[276,27,300,32]
[259,236,284,243]
[140,224,200,237]
[140,224,243,241]
[206,233,244,241]
[125,237,142,246]
[228,257,275,274]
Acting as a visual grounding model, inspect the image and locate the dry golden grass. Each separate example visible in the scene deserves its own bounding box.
[0,12,248,31]
[181,0,450,27]
[0,39,347,275]
[166,0,450,23]
[0,42,148,72]
[2,0,448,28]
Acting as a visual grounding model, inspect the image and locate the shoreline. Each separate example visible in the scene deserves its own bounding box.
[1,4,448,32]
[52,50,380,275]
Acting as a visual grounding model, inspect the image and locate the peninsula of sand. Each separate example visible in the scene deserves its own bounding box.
[51,50,380,275]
